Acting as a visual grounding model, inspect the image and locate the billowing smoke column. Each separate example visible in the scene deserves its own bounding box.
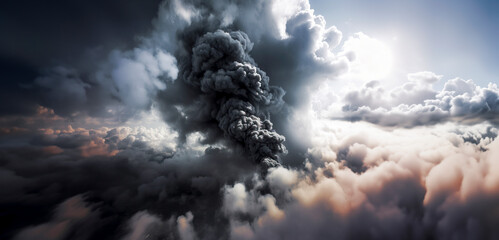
[181,30,286,169]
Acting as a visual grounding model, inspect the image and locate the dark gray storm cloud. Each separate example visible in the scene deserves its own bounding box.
[0,0,163,66]
[0,0,163,116]
[0,125,258,239]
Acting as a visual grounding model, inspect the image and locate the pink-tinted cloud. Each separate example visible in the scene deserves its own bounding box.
[221,121,499,239]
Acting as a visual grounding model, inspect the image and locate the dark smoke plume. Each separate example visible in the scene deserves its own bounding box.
[174,30,286,169]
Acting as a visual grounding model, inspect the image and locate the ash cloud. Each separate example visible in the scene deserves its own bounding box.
[169,29,286,169]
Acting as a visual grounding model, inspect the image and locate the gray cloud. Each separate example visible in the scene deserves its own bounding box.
[2,0,350,170]
[0,0,165,117]
[13,195,101,240]
[0,122,259,239]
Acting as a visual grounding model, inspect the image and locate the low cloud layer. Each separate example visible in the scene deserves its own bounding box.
[2,108,498,239]
[0,113,256,239]
[222,120,499,240]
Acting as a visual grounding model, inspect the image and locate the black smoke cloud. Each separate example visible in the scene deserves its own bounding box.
[165,29,286,169]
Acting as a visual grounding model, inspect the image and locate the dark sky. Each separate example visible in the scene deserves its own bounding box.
[0,0,162,116]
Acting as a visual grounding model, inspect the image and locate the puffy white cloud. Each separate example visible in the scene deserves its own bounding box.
[98,48,178,110]
[331,72,499,127]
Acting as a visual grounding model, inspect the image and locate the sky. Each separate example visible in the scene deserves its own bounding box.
[0,0,499,240]
[311,0,499,88]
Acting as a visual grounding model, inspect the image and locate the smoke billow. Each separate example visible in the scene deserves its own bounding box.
[174,30,286,169]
